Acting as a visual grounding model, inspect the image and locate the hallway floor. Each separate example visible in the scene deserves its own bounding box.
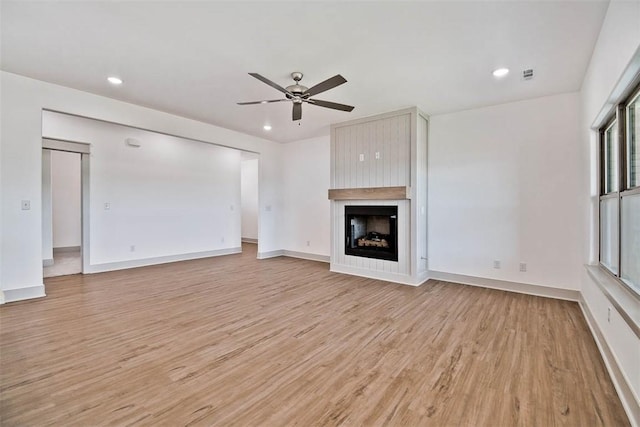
[43,248,81,278]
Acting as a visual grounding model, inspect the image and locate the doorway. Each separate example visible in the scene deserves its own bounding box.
[42,138,90,277]
[240,152,259,249]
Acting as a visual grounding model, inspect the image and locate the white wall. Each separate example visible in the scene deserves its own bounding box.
[281,136,331,257]
[51,150,81,249]
[0,71,283,300]
[43,112,242,264]
[41,149,53,261]
[582,0,640,133]
[579,1,640,424]
[241,158,259,241]
[429,92,582,290]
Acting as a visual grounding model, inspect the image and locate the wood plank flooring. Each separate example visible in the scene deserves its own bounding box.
[0,244,629,426]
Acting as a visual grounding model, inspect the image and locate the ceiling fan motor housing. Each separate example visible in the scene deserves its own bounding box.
[285,85,309,97]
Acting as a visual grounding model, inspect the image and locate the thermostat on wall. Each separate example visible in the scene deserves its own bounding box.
[125,137,141,147]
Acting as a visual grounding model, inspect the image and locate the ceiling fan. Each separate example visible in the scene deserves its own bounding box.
[237,72,355,121]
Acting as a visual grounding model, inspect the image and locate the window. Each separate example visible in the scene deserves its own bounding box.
[599,82,640,295]
[627,90,639,188]
[603,120,618,193]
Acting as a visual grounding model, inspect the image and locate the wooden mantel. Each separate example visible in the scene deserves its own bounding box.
[328,186,410,201]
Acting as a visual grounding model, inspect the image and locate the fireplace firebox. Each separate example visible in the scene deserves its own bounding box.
[345,206,398,261]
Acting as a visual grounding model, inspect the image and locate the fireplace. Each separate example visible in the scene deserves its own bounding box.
[345,205,398,261]
[329,108,428,285]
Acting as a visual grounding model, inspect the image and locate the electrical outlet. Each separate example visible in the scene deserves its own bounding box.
[519,262,527,272]
[306,240,310,247]
[221,237,225,243]
[607,307,611,323]
[265,205,272,212]
[493,260,501,269]
[130,245,135,252]
[359,153,365,162]
[230,205,234,211]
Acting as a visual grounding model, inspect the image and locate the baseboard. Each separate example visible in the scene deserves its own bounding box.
[241,238,258,244]
[85,247,242,273]
[43,258,54,267]
[428,270,580,301]
[53,246,81,254]
[256,249,329,263]
[282,250,330,263]
[1,285,46,304]
[579,295,640,426]
[330,264,427,286]
[257,249,284,259]
[416,269,430,285]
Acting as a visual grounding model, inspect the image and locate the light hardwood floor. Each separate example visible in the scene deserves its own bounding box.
[0,244,628,426]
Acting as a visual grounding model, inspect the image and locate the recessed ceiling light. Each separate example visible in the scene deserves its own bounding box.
[492,68,509,78]
[263,125,272,131]
[260,101,268,104]
[107,76,123,85]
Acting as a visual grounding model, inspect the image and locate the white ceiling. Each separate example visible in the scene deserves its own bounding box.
[1,1,608,143]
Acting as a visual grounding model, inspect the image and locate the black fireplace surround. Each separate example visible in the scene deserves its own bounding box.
[345,205,398,261]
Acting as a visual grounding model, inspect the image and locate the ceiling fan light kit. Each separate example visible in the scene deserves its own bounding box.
[238,72,355,121]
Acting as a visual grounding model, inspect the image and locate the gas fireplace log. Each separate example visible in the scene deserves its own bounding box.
[357,238,389,248]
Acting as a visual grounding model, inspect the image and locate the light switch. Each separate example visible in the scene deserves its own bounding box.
[21,200,31,210]
[359,154,365,162]
[375,152,381,160]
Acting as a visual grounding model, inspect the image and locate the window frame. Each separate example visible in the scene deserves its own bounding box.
[599,80,640,296]
[625,89,640,190]
[600,117,619,195]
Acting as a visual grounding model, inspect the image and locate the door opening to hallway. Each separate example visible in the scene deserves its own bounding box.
[42,139,89,278]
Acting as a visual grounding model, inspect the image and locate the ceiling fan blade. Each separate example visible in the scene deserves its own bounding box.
[304,75,347,97]
[307,99,355,112]
[237,99,287,105]
[292,103,302,121]
[248,73,293,96]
